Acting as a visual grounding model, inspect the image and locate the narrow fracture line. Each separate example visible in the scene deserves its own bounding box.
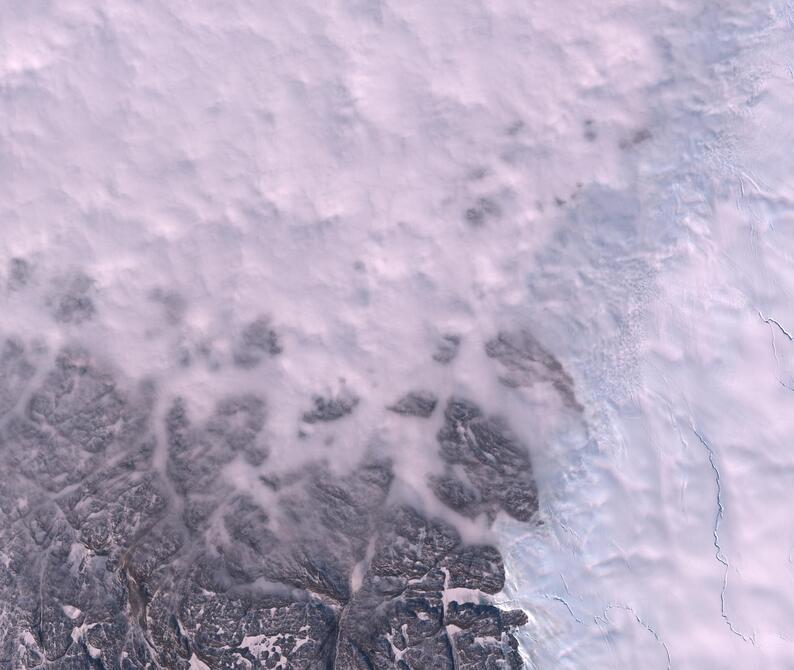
[692,427,755,644]
[757,311,794,389]
[546,593,672,668]
[543,594,586,625]
[759,310,794,341]
[601,604,672,670]
[765,320,782,369]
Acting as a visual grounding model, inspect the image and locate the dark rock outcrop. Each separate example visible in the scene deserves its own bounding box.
[233,316,282,368]
[486,330,580,410]
[387,391,438,418]
[302,390,359,424]
[432,334,461,364]
[0,340,535,669]
[430,398,539,522]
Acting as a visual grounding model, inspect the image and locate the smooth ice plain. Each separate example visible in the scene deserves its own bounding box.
[2,1,794,668]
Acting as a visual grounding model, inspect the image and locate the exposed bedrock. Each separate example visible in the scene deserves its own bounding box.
[0,337,553,668]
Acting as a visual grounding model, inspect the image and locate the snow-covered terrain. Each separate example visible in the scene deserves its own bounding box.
[497,1,794,668]
[1,0,793,668]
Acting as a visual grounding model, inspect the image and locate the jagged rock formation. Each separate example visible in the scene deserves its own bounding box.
[486,330,581,410]
[387,391,438,418]
[0,339,539,669]
[47,273,96,325]
[432,335,461,365]
[430,398,538,522]
[336,507,526,669]
[233,316,282,369]
[302,390,360,424]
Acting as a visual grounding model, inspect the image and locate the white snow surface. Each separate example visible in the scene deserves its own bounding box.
[1,0,793,668]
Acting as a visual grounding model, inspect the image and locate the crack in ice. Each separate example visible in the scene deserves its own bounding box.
[692,427,755,645]
[545,594,671,668]
[758,310,794,392]
[597,604,672,670]
[543,594,586,626]
[759,310,794,341]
